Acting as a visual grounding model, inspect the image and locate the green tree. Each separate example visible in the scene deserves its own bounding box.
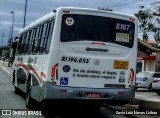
[135,2,160,42]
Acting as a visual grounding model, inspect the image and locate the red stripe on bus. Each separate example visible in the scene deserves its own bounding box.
[41,72,46,78]
[30,66,42,83]
[17,63,27,71]
[16,61,46,84]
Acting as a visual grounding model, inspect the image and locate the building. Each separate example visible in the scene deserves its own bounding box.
[137,40,160,73]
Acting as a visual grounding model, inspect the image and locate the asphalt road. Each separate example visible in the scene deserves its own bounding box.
[0,64,132,118]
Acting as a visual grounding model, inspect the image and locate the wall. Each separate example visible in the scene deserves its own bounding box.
[155,52,160,72]
[145,60,155,71]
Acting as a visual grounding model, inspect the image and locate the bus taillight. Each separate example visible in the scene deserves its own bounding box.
[118,92,124,94]
[92,42,105,45]
[51,63,58,77]
[129,18,135,21]
[63,10,70,13]
[51,63,58,84]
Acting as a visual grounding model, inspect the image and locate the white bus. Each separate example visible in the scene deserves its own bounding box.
[11,7,138,110]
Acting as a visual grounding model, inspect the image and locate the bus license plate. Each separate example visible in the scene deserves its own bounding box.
[85,92,100,98]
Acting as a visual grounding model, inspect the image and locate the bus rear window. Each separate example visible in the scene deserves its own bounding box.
[61,14,135,48]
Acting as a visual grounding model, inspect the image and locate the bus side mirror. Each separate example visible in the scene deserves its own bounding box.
[11,42,17,50]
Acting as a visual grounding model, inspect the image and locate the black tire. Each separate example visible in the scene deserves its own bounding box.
[12,70,15,85]
[156,91,160,96]
[148,83,153,91]
[26,78,34,109]
[135,87,138,91]
[15,86,21,95]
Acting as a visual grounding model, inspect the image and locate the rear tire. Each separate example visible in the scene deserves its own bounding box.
[148,83,153,91]
[156,91,160,96]
[15,86,20,95]
[135,87,138,91]
[12,70,15,85]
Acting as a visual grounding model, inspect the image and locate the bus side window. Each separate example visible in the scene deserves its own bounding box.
[36,25,43,54]
[39,22,48,54]
[27,29,34,54]
[31,28,37,54]
[44,19,55,53]
[28,28,35,54]
[32,26,40,54]
[24,30,31,54]
[20,33,27,55]
[17,34,23,55]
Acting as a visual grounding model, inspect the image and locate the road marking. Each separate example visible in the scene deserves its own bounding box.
[0,64,10,75]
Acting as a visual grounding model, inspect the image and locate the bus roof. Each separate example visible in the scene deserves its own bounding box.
[57,7,135,17]
[19,11,56,34]
[19,7,137,34]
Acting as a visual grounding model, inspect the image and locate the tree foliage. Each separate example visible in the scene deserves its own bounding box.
[134,2,160,42]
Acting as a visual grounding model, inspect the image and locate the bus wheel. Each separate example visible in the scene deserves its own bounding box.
[135,87,138,91]
[12,70,15,85]
[15,86,21,95]
[26,78,34,109]
[148,83,153,91]
[156,91,160,96]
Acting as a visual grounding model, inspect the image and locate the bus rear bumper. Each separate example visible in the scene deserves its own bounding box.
[42,82,135,105]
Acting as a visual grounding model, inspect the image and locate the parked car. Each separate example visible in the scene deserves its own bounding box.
[152,78,160,95]
[135,71,160,91]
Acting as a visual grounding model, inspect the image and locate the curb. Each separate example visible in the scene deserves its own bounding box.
[138,98,160,112]
[131,95,160,114]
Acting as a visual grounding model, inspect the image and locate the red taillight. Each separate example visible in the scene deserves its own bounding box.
[51,63,58,77]
[92,42,105,45]
[60,89,67,92]
[118,92,124,94]
[153,80,158,83]
[129,18,135,21]
[63,10,70,13]
[51,82,57,85]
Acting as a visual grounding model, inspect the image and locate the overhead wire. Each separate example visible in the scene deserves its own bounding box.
[98,0,130,8]
[98,0,144,9]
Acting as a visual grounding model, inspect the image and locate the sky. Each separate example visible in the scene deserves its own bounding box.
[0,0,157,46]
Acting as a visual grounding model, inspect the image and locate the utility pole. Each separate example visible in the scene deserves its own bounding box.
[1,33,4,48]
[0,33,4,57]
[23,0,28,28]
[8,27,12,47]
[10,11,14,43]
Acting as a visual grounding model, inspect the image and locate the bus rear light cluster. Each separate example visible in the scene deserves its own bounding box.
[92,42,105,45]
[60,89,67,92]
[51,77,57,85]
[129,18,135,21]
[51,63,58,84]
[118,92,124,94]
[63,10,70,13]
[51,63,58,77]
